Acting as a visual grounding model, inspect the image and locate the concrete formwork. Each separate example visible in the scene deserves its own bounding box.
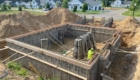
[5,23,121,80]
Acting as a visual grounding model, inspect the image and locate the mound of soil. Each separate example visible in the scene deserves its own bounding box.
[115,17,140,48]
[116,17,140,33]
[107,17,140,80]
[44,8,82,24]
[0,8,81,40]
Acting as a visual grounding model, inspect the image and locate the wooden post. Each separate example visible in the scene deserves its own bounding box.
[101,17,105,25]
[80,36,86,57]
[58,30,64,44]
[92,16,94,23]
[73,39,78,59]
[41,38,49,50]
[77,39,82,59]
[83,34,88,56]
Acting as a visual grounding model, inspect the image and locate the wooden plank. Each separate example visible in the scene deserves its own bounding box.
[7,52,34,63]
[0,47,8,51]
[3,48,24,62]
[7,47,87,80]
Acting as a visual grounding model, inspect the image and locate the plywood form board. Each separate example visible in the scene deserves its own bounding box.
[6,41,91,79]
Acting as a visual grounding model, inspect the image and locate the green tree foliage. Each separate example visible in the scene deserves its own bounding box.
[105,0,110,7]
[22,5,26,10]
[73,6,77,12]
[1,3,7,11]
[30,3,32,9]
[82,2,88,12]
[102,0,111,7]
[102,0,105,7]
[129,0,140,10]
[62,0,68,8]
[56,2,59,7]
[7,5,11,10]
[18,5,22,11]
[46,3,50,8]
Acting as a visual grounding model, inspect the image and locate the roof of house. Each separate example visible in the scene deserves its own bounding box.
[4,1,13,4]
[34,0,47,5]
[15,1,21,3]
[85,0,101,6]
[50,0,61,3]
[111,0,132,5]
[79,0,85,3]
[40,0,47,4]
[35,0,40,4]
[122,1,131,5]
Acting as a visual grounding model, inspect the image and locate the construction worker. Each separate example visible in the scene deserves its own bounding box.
[87,48,94,60]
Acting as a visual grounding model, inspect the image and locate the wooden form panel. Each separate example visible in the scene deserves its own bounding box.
[6,41,90,79]
[6,23,121,80]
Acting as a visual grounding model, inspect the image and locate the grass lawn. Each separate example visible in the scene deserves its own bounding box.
[122,10,140,17]
[74,10,109,14]
[0,10,45,15]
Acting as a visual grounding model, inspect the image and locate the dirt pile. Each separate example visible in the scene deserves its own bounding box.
[86,21,101,27]
[0,8,81,40]
[115,17,140,33]
[115,17,140,48]
[107,17,140,80]
[44,8,82,24]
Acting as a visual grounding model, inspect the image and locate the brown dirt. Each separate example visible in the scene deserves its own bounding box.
[86,18,102,27]
[114,17,140,48]
[0,8,81,58]
[106,17,140,80]
[0,62,39,80]
[0,8,81,40]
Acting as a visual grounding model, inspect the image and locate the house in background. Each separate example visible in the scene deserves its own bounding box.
[85,0,102,10]
[21,0,102,10]
[68,0,84,10]
[4,1,14,6]
[25,0,61,9]
[15,1,27,6]
[47,0,61,8]
[68,0,102,10]
[25,0,48,9]
[111,0,132,7]
[15,1,20,6]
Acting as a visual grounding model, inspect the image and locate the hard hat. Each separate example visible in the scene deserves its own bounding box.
[91,48,94,50]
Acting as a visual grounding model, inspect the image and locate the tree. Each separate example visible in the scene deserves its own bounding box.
[82,2,88,12]
[56,2,59,7]
[22,5,26,10]
[102,0,105,7]
[105,0,110,7]
[46,3,50,8]
[30,3,32,9]
[73,6,77,12]
[18,5,22,11]
[7,5,11,10]
[1,3,7,11]
[62,0,68,8]
[130,0,140,10]
[102,0,111,7]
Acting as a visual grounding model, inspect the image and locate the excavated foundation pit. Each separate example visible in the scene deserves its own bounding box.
[5,23,122,80]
